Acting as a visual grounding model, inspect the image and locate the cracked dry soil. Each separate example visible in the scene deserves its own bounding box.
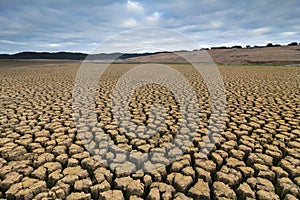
[0,60,299,200]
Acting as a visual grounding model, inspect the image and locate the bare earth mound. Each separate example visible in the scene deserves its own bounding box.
[0,60,299,199]
[125,46,300,64]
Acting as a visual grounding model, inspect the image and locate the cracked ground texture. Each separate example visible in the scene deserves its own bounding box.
[0,60,299,200]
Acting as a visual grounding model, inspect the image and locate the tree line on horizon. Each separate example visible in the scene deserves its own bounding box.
[0,42,299,60]
[209,41,298,50]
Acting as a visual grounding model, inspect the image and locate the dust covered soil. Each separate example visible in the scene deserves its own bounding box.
[0,60,299,200]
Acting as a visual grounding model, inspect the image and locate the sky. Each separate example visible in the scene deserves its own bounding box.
[0,0,299,54]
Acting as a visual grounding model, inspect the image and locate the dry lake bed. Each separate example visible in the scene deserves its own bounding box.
[0,60,299,200]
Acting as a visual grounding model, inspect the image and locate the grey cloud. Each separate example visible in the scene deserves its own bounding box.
[0,0,299,53]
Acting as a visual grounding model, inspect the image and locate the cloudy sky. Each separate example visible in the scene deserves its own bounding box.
[0,0,299,53]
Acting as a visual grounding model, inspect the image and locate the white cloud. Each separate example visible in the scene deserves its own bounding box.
[0,39,26,45]
[249,27,271,35]
[48,43,61,47]
[146,11,163,25]
[121,18,138,28]
[126,0,144,13]
[207,21,223,29]
[38,42,76,48]
[280,31,297,36]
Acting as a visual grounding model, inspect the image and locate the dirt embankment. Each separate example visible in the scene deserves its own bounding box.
[124,46,300,64]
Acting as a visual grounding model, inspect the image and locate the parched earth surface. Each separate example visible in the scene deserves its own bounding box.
[0,60,299,200]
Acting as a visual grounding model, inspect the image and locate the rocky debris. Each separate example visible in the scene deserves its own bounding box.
[216,166,242,187]
[34,192,49,200]
[74,178,93,193]
[294,177,300,187]
[256,190,280,200]
[132,169,144,179]
[56,153,69,166]
[81,156,103,172]
[69,144,84,155]
[230,149,245,160]
[31,166,47,180]
[33,153,55,167]
[151,152,169,165]
[44,162,62,176]
[284,194,299,200]
[147,187,160,200]
[238,166,255,180]
[280,157,300,177]
[129,196,144,200]
[65,192,91,200]
[5,146,28,161]
[59,174,79,185]
[110,161,136,177]
[212,181,236,200]
[149,182,175,199]
[129,151,148,166]
[143,174,152,188]
[90,180,111,199]
[72,151,90,161]
[0,166,12,179]
[115,176,133,190]
[170,159,190,172]
[238,144,252,156]
[173,173,193,192]
[195,159,216,174]
[247,153,273,167]
[211,152,224,168]
[14,188,34,200]
[221,140,237,152]
[174,192,193,200]
[236,182,255,199]
[127,180,144,197]
[52,145,67,156]
[277,177,300,198]
[7,160,34,176]
[142,163,166,182]
[6,177,47,199]
[195,167,212,184]
[247,177,275,192]
[253,164,276,182]
[67,158,79,167]
[49,181,70,199]
[265,144,282,164]
[48,170,63,187]
[94,167,113,184]
[114,176,144,197]
[226,157,246,168]
[188,179,210,200]
[0,138,13,147]
[63,166,89,179]
[99,190,124,200]
[182,166,195,179]
[0,171,23,190]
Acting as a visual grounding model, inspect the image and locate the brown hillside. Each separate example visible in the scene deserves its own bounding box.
[124,46,300,64]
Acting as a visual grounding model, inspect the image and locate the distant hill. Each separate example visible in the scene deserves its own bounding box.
[0,52,88,60]
[0,51,165,60]
[1,44,300,64]
[124,46,300,65]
